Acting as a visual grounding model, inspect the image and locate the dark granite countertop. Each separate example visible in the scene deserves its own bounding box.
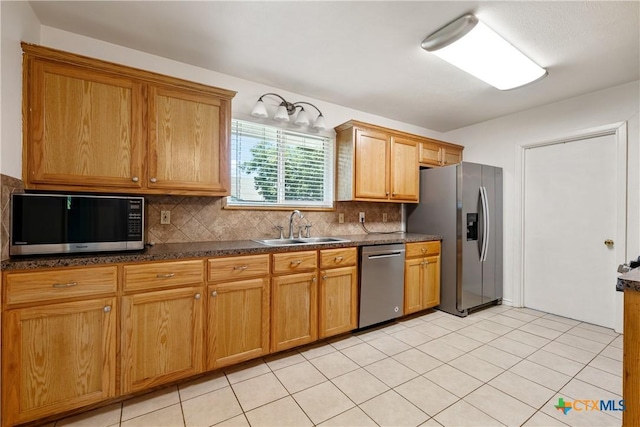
[1,233,441,271]
[617,268,640,292]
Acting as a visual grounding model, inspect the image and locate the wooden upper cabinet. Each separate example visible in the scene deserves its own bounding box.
[21,43,235,196]
[390,136,419,202]
[148,85,229,193]
[354,129,390,200]
[26,59,144,189]
[419,139,463,167]
[336,121,419,203]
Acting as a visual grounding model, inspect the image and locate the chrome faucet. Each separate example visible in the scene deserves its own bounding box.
[288,210,304,239]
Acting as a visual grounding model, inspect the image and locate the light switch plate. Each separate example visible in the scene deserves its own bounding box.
[338,213,344,224]
[383,213,388,223]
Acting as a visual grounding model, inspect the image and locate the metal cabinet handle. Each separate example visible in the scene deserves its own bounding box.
[103,306,112,313]
[421,248,426,254]
[311,277,316,282]
[392,192,396,196]
[290,260,302,266]
[52,281,78,288]
[157,273,175,279]
[132,176,139,182]
[334,256,344,262]
[150,177,157,183]
[386,192,389,196]
[194,293,201,300]
[233,265,249,270]
[211,291,218,297]
[322,275,327,280]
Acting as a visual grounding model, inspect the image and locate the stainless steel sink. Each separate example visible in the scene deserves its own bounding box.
[253,237,350,246]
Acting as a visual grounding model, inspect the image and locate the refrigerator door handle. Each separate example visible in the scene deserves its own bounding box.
[480,186,490,262]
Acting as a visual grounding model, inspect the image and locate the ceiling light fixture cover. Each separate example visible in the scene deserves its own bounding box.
[421,14,547,90]
[250,93,326,130]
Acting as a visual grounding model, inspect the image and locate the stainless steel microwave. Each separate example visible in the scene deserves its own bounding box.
[10,193,144,256]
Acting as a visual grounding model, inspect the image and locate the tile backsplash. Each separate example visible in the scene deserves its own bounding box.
[0,173,403,260]
[146,196,402,244]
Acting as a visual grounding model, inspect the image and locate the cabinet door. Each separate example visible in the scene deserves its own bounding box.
[207,278,270,370]
[121,287,203,393]
[271,272,317,352]
[422,255,441,309]
[404,258,423,315]
[27,59,143,190]
[419,141,442,166]
[390,137,419,202]
[2,298,116,426]
[442,146,463,166]
[319,266,358,338]
[148,85,230,194]
[354,128,389,200]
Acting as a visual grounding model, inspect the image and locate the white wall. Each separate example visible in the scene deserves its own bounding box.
[444,81,640,329]
[1,1,40,178]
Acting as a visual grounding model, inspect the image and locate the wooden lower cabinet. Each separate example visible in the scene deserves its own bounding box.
[2,297,117,426]
[121,287,203,393]
[624,289,640,426]
[206,278,270,370]
[404,242,441,315]
[318,266,358,338]
[271,272,318,352]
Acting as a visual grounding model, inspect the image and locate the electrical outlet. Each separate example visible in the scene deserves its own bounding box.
[382,213,388,223]
[160,210,171,225]
[359,212,365,223]
[338,213,344,224]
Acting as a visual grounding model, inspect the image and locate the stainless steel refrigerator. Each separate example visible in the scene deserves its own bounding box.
[407,162,503,316]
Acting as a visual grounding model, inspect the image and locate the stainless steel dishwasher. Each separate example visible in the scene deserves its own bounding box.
[359,243,406,328]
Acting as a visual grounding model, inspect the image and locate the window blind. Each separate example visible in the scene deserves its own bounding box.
[228,119,334,208]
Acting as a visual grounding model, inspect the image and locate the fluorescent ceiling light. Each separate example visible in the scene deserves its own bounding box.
[421,14,547,90]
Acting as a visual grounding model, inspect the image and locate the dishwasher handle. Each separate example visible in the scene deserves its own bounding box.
[367,251,404,259]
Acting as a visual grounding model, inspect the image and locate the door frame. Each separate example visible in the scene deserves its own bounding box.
[513,121,628,331]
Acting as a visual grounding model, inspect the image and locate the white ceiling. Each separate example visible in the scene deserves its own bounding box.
[28,1,640,132]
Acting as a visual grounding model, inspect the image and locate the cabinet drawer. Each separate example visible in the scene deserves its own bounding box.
[272,251,317,274]
[123,260,204,292]
[406,241,440,258]
[319,248,357,269]
[5,266,117,305]
[208,254,270,282]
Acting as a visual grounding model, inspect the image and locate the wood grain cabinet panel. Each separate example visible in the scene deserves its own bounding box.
[2,297,117,426]
[121,287,203,393]
[390,136,419,202]
[207,278,270,370]
[4,265,117,305]
[208,254,270,282]
[25,59,143,190]
[318,266,358,338]
[404,242,441,314]
[123,260,204,292]
[319,248,357,269]
[272,251,317,274]
[335,120,426,203]
[22,43,235,196]
[354,128,390,200]
[271,272,318,352]
[148,86,229,194]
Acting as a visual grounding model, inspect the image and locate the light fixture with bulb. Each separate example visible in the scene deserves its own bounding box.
[421,13,547,90]
[250,93,326,130]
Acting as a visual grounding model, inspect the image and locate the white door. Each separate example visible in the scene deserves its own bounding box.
[523,133,621,328]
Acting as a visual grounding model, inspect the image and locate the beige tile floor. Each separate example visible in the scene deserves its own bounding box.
[54,306,624,427]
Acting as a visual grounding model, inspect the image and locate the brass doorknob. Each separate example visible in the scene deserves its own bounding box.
[604,239,614,247]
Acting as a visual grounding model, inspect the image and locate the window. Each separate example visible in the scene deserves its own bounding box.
[228,119,334,209]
